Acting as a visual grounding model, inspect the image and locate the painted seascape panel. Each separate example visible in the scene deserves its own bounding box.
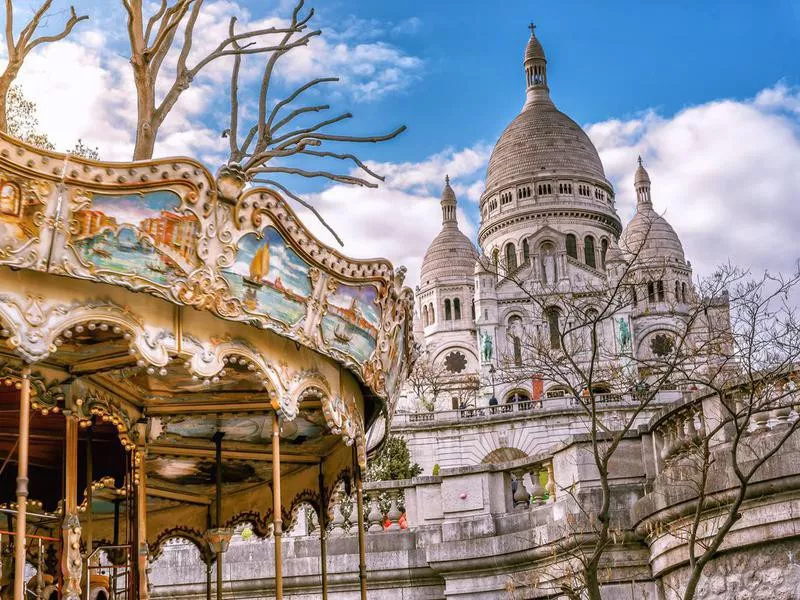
[223,226,312,326]
[322,282,381,363]
[71,190,199,286]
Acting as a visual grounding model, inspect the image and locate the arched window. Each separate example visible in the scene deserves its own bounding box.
[454,298,461,320]
[471,303,476,321]
[584,236,596,268]
[492,248,499,273]
[647,282,655,304]
[600,238,609,269]
[545,307,562,350]
[675,281,680,302]
[422,305,429,327]
[681,282,687,303]
[444,299,452,321]
[429,303,435,323]
[566,234,577,259]
[522,238,530,263]
[505,242,517,271]
[657,280,665,302]
[631,286,638,307]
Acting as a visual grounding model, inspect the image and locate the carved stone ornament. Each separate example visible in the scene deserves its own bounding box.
[215,163,248,205]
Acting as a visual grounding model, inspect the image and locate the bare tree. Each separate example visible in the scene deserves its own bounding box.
[485,220,800,599]
[0,1,88,133]
[222,1,405,244]
[653,270,800,600]
[406,359,449,412]
[122,0,317,160]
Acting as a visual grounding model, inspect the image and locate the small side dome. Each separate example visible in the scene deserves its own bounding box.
[620,159,685,264]
[420,177,478,285]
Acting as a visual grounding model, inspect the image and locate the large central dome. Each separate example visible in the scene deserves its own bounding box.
[483,26,607,195]
[485,102,606,192]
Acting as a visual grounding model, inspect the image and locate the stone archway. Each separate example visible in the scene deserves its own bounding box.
[482,447,527,464]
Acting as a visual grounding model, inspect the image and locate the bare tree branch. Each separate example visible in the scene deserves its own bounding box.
[0,0,88,133]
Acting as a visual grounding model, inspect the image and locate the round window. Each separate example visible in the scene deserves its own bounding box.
[444,351,468,373]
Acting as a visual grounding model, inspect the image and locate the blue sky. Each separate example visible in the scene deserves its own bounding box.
[6,0,800,286]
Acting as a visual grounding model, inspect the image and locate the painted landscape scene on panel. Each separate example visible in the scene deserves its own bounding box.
[223,225,313,327]
[71,190,199,286]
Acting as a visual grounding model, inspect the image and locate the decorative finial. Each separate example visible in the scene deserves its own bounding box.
[637,155,643,167]
[529,22,536,35]
[445,174,450,185]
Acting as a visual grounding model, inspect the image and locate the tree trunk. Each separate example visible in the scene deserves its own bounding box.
[0,67,21,134]
[131,56,157,160]
[585,566,603,600]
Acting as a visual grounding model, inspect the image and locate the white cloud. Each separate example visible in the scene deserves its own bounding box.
[587,83,800,278]
[293,144,489,289]
[8,0,424,161]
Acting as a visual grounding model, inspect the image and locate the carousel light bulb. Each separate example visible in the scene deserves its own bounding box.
[41,409,49,416]
[146,367,155,375]
[124,333,132,340]
[159,368,167,376]
[137,360,145,367]
[54,338,62,346]
[113,326,121,334]
[75,325,84,333]
[99,323,108,331]
[88,323,96,330]
[4,378,12,386]
[75,398,83,406]
[14,382,20,390]
[64,329,73,338]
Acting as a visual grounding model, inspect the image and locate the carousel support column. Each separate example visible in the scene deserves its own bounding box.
[272,415,283,600]
[13,366,31,600]
[136,450,150,600]
[206,509,212,600]
[353,445,367,600]
[85,424,93,588]
[213,431,224,600]
[62,407,82,599]
[318,463,328,600]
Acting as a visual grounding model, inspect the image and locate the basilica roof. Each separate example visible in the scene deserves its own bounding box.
[484,27,607,195]
[420,177,478,286]
[620,160,686,265]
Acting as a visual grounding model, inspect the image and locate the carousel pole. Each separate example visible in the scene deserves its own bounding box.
[62,396,82,599]
[85,424,93,585]
[205,509,212,600]
[318,463,328,600]
[272,414,283,599]
[13,366,31,600]
[354,445,367,600]
[212,431,224,600]
[136,450,150,599]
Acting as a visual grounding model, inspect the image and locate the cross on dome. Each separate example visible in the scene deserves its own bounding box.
[529,22,536,35]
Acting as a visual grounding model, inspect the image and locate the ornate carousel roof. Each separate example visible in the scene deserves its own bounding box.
[0,132,414,557]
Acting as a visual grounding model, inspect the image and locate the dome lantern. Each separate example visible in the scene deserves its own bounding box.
[525,23,550,105]
[634,156,652,208]
[441,175,457,226]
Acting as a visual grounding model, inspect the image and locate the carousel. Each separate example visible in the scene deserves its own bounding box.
[0,133,414,599]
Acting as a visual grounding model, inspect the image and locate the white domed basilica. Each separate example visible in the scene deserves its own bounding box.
[407,25,699,410]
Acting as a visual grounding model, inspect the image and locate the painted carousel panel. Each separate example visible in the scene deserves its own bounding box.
[223,225,312,327]
[67,190,202,287]
[322,282,381,363]
[0,171,55,270]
